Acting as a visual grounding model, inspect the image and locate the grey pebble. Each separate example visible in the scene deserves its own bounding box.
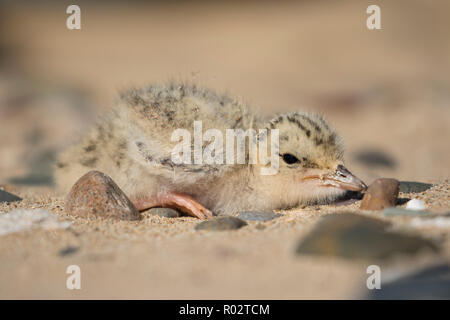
[296,213,439,260]
[195,216,247,231]
[59,246,79,256]
[353,149,396,169]
[146,207,180,218]
[399,181,433,193]
[383,207,429,216]
[0,189,22,203]
[369,264,450,299]
[8,149,55,186]
[237,211,281,222]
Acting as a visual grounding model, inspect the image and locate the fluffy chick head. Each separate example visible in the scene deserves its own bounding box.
[255,112,366,206]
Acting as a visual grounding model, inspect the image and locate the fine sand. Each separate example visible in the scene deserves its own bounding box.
[0,1,449,299]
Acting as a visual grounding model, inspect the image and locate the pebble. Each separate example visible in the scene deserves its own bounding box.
[65,171,141,221]
[195,216,247,231]
[8,149,55,186]
[360,178,399,210]
[237,211,281,222]
[59,246,79,256]
[146,207,180,218]
[353,149,396,168]
[405,199,426,211]
[296,213,439,260]
[0,209,72,236]
[255,223,266,230]
[383,207,428,216]
[369,264,450,299]
[399,181,433,193]
[0,189,22,203]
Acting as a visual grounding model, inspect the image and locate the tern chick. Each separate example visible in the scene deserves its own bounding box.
[55,83,366,219]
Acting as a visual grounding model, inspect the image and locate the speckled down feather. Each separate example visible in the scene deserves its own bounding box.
[56,82,347,215]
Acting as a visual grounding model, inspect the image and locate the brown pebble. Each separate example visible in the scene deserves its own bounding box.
[65,171,141,221]
[255,223,266,230]
[360,178,399,210]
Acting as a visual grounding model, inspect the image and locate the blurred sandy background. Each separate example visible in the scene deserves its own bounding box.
[0,0,449,299]
[1,0,449,186]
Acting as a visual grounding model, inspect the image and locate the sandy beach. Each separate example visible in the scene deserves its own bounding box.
[0,0,449,299]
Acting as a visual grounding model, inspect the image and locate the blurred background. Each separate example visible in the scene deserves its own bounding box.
[0,0,449,188]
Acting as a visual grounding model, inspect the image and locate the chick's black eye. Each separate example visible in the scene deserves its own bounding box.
[281,153,300,164]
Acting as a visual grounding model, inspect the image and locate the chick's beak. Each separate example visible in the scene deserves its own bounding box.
[322,165,367,192]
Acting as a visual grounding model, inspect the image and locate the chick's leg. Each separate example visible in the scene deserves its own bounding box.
[132,192,213,220]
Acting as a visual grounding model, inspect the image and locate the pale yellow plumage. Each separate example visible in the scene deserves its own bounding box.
[56,82,365,216]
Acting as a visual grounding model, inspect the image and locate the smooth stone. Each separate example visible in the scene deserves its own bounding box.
[237,211,281,221]
[59,246,79,256]
[0,189,22,203]
[146,207,180,218]
[8,174,53,186]
[369,264,450,299]
[383,207,429,216]
[353,149,396,168]
[65,171,141,221]
[296,213,439,260]
[360,178,399,211]
[7,149,55,186]
[399,181,433,193]
[195,216,247,231]
[405,199,426,211]
[255,223,266,230]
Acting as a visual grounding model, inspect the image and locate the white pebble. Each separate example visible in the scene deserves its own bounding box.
[405,199,426,211]
[0,209,72,236]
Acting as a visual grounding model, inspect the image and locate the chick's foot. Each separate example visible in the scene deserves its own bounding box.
[132,192,213,220]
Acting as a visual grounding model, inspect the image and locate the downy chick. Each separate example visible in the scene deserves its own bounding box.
[55,83,366,219]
